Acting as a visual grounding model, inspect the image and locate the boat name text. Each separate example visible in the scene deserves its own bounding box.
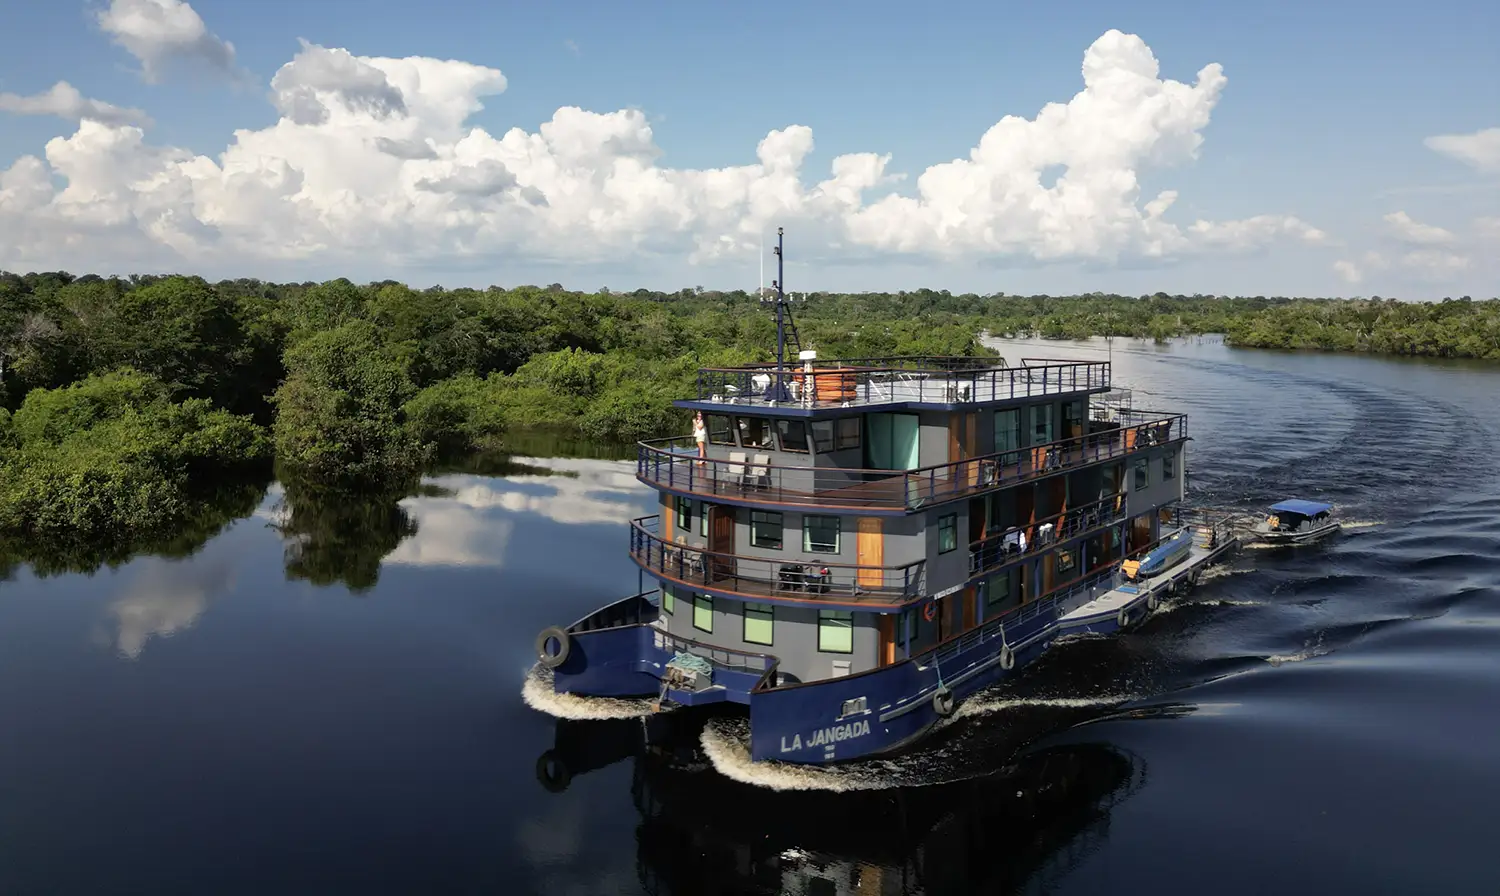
[780,719,872,753]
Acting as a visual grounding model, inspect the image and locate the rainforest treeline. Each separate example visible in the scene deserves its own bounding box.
[1,269,1497,556]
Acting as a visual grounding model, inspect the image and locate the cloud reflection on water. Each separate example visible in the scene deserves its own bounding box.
[387,457,647,569]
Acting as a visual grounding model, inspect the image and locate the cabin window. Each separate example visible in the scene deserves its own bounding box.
[1057,549,1077,575]
[1134,458,1149,489]
[803,515,841,553]
[707,414,734,445]
[775,419,810,453]
[818,610,854,653]
[1162,450,1175,479]
[866,413,920,470]
[836,417,861,449]
[986,572,1011,609]
[675,496,693,533]
[995,409,1022,464]
[810,420,836,453]
[938,513,958,554]
[735,416,771,449]
[1030,403,1054,445]
[743,602,774,645]
[662,587,675,615]
[1063,400,1085,439]
[693,595,714,633]
[699,502,709,537]
[750,511,784,549]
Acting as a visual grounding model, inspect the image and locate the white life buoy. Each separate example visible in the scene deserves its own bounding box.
[932,685,956,717]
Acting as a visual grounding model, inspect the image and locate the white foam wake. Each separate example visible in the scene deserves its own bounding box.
[520,664,670,720]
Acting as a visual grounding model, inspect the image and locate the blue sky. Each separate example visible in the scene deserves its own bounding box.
[0,0,1496,297]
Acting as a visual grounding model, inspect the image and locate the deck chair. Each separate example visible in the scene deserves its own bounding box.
[727,451,748,488]
[749,454,771,489]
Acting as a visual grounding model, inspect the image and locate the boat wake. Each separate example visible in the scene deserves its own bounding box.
[521,664,673,720]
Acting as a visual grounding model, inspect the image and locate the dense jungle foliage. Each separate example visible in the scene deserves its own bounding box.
[1,268,1496,564]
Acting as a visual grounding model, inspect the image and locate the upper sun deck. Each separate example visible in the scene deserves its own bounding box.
[677,356,1111,417]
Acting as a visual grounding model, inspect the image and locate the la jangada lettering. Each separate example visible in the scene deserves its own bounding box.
[779,720,871,753]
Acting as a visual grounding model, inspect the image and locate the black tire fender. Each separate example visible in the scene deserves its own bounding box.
[536,626,571,669]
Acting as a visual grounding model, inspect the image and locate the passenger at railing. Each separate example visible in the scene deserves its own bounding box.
[693,411,707,467]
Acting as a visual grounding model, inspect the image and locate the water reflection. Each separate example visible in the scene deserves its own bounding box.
[106,555,238,658]
[0,480,267,581]
[536,717,1147,896]
[387,458,646,570]
[267,478,423,592]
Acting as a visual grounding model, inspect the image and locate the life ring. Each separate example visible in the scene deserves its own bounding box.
[535,749,573,793]
[932,685,955,717]
[922,602,937,623]
[536,626,571,668]
[999,644,1015,671]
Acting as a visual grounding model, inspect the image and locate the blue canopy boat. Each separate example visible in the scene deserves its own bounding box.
[1252,499,1339,544]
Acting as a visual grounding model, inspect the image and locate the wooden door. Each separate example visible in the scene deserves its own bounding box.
[948,412,979,488]
[856,518,883,589]
[709,505,735,582]
[878,614,896,666]
[962,585,976,631]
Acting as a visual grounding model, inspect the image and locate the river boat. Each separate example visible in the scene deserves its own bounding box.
[530,227,1241,765]
[1251,499,1339,545]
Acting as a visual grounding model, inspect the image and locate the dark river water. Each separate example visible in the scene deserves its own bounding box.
[3,338,1499,894]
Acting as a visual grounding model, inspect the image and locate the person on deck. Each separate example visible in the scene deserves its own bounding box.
[693,412,707,467]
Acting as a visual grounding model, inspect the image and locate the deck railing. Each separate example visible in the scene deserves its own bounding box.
[694,358,1110,408]
[916,566,1118,672]
[636,414,1186,512]
[647,628,778,674]
[630,515,925,603]
[565,591,660,634]
[967,493,1129,577]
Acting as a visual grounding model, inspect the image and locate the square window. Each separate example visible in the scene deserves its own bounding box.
[662,587,675,615]
[1134,458,1149,489]
[743,602,774,645]
[775,419,809,453]
[707,414,734,445]
[675,496,693,533]
[985,573,1011,608]
[803,515,841,553]
[810,420,835,453]
[1163,451,1175,479]
[818,610,853,653]
[1057,549,1076,575]
[735,417,770,449]
[938,513,957,554]
[693,594,713,633]
[750,511,783,549]
[836,417,861,449]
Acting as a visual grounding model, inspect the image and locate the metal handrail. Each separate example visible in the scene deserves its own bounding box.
[694,359,1110,407]
[916,566,1119,670]
[647,627,778,674]
[968,493,1128,576]
[636,414,1186,512]
[630,515,926,602]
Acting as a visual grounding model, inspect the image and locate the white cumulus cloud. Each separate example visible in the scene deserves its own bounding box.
[0,29,1326,276]
[97,0,239,82]
[1383,210,1456,245]
[0,81,152,127]
[1333,210,1488,286]
[1424,127,1500,174]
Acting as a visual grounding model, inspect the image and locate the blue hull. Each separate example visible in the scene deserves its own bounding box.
[545,568,1175,766]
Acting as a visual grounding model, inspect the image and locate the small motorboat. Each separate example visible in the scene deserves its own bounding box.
[1252,500,1340,544]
